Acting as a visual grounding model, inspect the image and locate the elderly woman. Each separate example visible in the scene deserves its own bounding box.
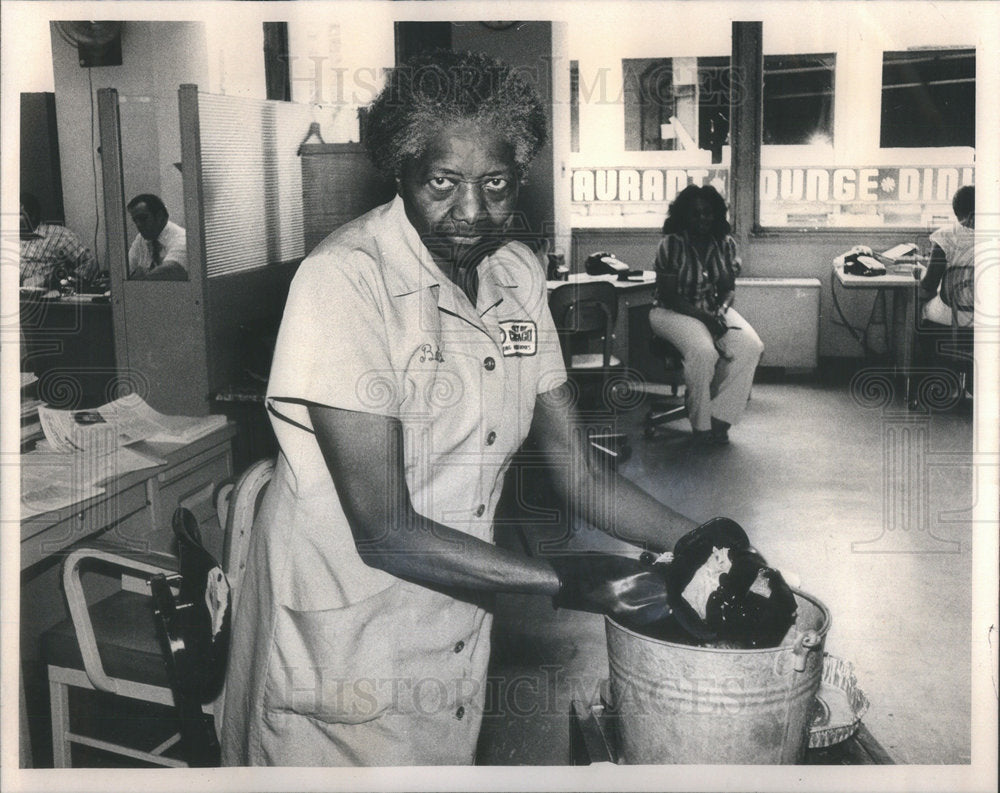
[649,185,764,444]
[221,50,723,767]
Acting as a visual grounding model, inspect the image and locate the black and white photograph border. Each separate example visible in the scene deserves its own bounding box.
[1,1,997,792]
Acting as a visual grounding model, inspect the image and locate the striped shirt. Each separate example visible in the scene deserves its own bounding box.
[19,223,98,288]
[654,232,741,313]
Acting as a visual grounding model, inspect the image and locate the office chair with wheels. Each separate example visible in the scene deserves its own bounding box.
[548,280,630,464]
[42,458,275,768]
[643,335,689,437]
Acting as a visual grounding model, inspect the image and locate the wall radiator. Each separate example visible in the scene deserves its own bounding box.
[733,277,821,369]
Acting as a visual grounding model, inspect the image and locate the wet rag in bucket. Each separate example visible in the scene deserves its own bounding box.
[631,517,798,649]
[606,518,830,764]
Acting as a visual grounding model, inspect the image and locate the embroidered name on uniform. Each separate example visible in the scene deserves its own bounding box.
[499,320,537,357]
[419,343,444,363]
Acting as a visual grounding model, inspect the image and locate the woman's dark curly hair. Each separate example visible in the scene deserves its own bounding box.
[363,49,548,180]
[662,184,732,238]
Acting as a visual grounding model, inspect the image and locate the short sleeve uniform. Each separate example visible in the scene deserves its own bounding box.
[221,196,566,766]
[923,221,974,327]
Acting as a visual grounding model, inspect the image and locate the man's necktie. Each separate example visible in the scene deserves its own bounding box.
[150,239,163,269]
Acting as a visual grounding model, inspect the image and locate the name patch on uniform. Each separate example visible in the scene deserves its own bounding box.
[499,320,537,357]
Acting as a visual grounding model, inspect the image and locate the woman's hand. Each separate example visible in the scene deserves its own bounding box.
[702,312,729,339]
[549,552,671,625]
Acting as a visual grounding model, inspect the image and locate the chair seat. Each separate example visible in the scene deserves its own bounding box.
[571,353,622,369]
[42,591,170,688]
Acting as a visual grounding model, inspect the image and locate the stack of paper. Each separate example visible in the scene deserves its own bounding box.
[881,243,919,262]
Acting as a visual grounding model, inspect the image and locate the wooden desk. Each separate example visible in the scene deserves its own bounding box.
[547,272,658,368]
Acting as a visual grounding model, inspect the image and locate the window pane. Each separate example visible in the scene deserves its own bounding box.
[760,46,974,228]
[763,54,834,145]
[880,49,974,148]
[622,57,731,157]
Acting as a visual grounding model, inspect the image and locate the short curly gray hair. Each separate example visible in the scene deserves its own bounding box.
[364,49,548,179]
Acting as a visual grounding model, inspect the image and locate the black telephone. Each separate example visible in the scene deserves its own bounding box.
[585,251,639,281]
[843,247,886,277]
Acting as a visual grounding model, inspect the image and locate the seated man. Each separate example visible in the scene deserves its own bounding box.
[127,193,188,281]
[19,192,99,289]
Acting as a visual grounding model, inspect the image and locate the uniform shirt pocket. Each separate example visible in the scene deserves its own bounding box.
[263,584,404,725]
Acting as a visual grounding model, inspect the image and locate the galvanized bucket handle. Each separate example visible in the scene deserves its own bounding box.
[792,629,822,672]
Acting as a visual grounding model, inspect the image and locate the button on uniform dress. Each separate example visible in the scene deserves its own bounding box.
[221,196,566,766]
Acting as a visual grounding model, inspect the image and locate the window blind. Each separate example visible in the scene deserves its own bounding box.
[197,92,333,277]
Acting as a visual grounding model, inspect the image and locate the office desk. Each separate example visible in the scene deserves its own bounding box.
[831,261,923,380]
[21,424,237,570]
[547,272,658,368]
[18,424,236,768]
[20,294,117,409]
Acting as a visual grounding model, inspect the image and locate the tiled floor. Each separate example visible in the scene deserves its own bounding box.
[31,369,977,768]
[478,374,975,765]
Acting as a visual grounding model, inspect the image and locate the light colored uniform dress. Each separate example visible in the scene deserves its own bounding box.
[221,196,566,766]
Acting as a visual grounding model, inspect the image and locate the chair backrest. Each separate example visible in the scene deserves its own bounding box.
[548,281,618,368]
[942,264,975,326]
[221,458,276,615]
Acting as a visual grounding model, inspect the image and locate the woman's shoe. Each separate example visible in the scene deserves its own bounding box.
[691,430,729,446]
[710,418,731,444]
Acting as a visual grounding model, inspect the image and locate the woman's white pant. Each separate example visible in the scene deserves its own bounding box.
[649,306,764,432]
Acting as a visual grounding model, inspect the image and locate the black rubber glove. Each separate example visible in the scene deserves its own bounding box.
[548,552,672,626]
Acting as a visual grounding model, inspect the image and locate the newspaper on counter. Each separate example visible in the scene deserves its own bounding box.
[37,394,227,453]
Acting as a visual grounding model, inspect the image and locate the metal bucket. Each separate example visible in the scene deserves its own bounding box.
[605,589,830,764]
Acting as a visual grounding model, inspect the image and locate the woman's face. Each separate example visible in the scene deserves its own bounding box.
[686,196,715,236]
[398,122,519,266]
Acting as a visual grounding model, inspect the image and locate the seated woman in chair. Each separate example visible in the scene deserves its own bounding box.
[918,185,974,330]
[914,185,975,399]
[649,185,764,445]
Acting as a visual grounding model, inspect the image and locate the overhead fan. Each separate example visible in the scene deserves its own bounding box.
[54,21,124,68]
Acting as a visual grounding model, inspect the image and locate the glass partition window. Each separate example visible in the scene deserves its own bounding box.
[622,57,731,160]
[880,49,975,148]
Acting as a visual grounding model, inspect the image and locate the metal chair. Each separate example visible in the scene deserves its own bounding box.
[548,281,630,464]
[909,265,974,411]
[42,458,274,767]
[942,264,975,395]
